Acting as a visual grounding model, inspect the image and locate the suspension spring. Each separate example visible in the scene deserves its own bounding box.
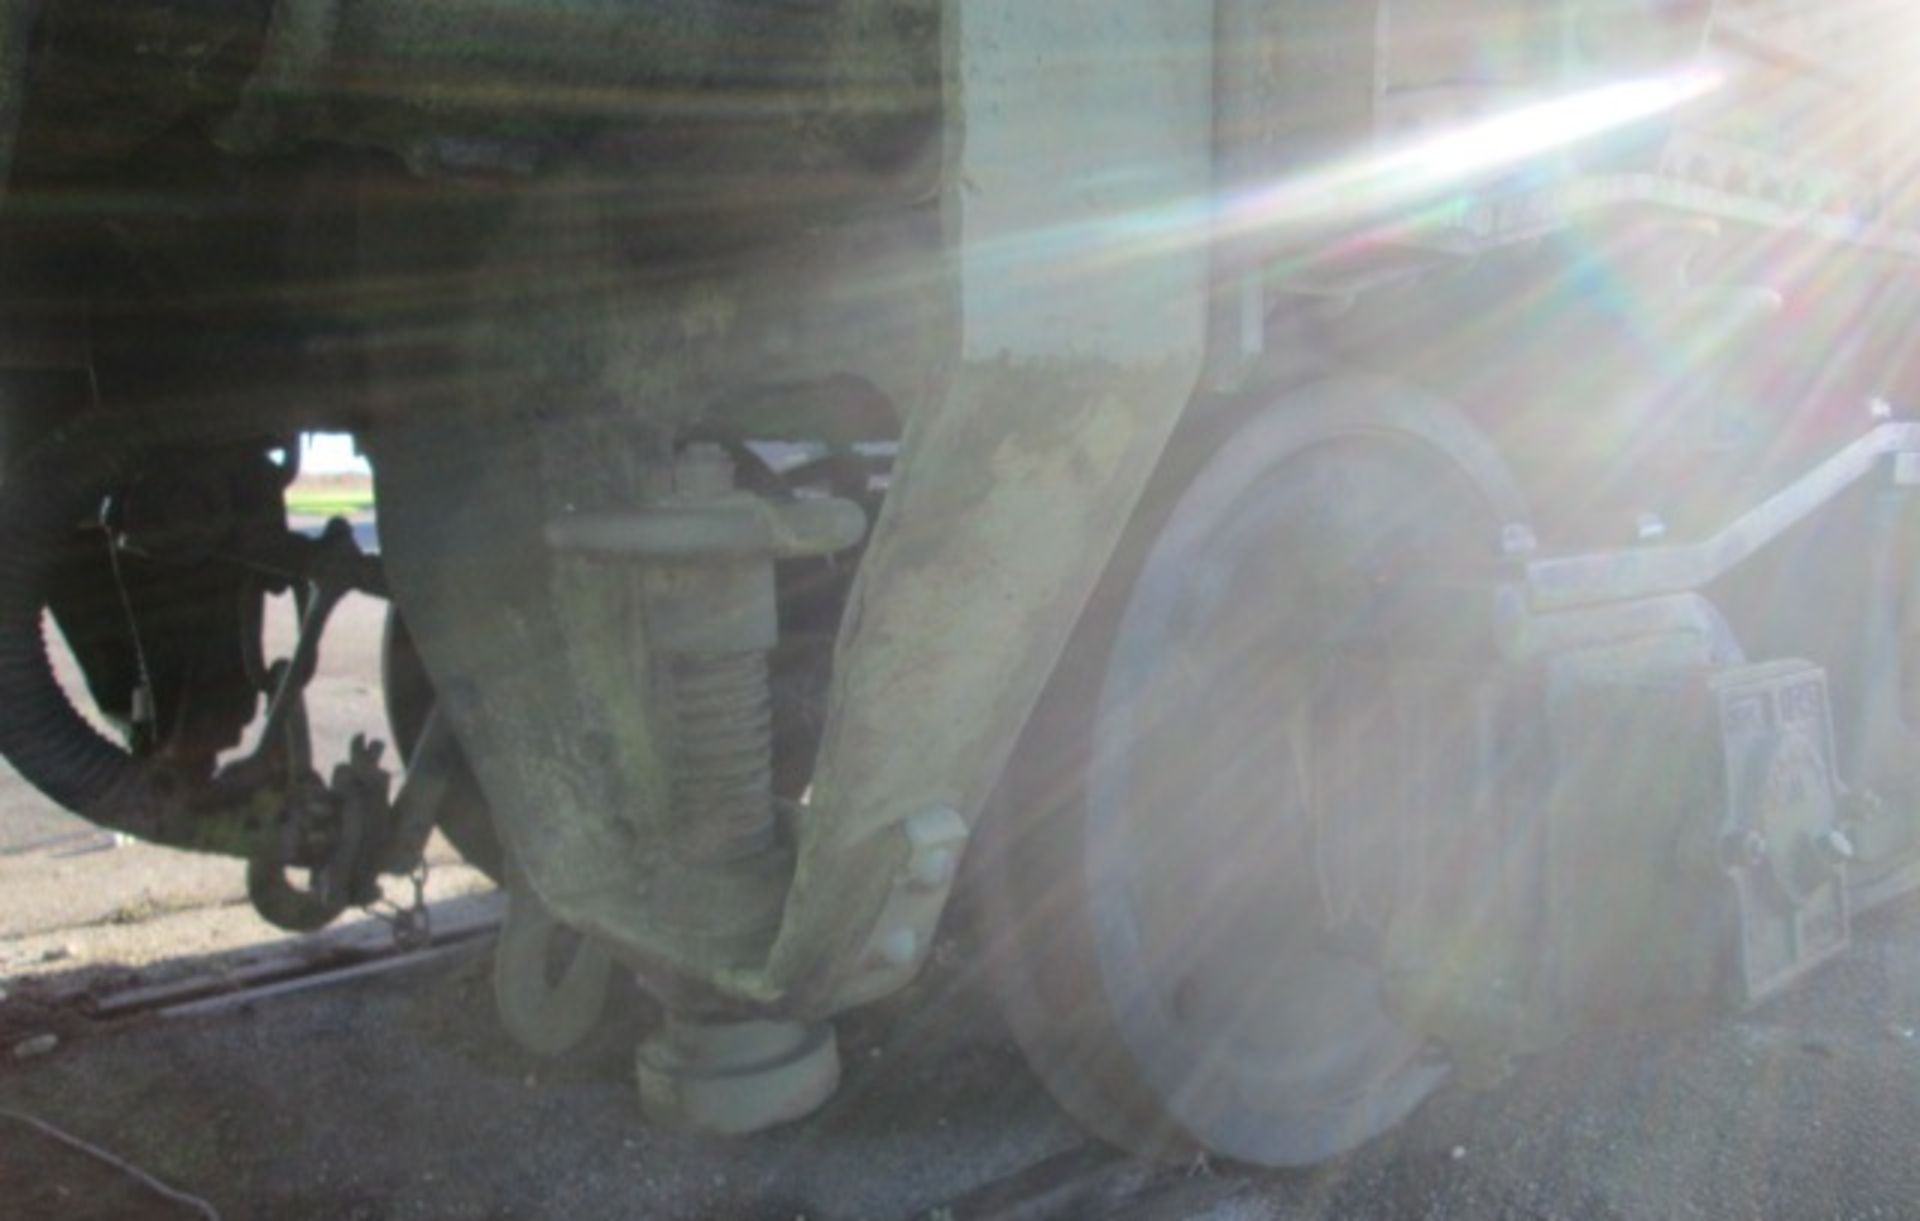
[670,650,776,865]
[546,441,867,880]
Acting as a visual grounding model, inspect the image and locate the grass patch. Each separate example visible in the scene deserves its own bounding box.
[285,484,374,515]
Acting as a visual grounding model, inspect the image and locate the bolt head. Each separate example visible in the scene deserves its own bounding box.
[1817,828,1856,864]
[1841,789,1884,825]
[872,927,918,970]
[1500,523,1537,558]
[902,805,967,891]
[1722,828,1768,870]
[907,847,956,892]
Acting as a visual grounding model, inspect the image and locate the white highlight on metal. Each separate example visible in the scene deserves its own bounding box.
[1529,420,1920,610]
[1218,67,1724,240]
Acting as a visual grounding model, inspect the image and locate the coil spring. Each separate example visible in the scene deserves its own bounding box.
[670,650,775,864]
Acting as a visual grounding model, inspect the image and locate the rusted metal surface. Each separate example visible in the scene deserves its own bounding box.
[767,0,1218,1013]
[208,0,940,186]
[367,0,1217,1021]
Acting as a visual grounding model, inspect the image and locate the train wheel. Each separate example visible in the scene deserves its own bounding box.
[979,376,1524,1166]
[381,606,504,881]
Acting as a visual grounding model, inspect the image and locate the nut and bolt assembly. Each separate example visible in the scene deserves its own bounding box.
[1721,828,1769,871]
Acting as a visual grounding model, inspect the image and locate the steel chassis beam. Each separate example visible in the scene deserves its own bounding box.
[764,0,1216,1013]
[367,0,1216,1018]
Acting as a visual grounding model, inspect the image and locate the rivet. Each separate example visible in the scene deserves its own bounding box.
[873,928,918,970]
[908,847,955,892]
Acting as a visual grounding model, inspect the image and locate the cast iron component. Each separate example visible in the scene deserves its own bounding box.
[635,1016,840,1137]
[247,732,387,933]
[548,441,865,880]
[237,566,396,935]
[546,442,860,1123]
[237,567,492,932]
[353,0,1215,1042]
[1541,656,1853,1018]
[979,376,1528,1166]
[835,804,968,1008]
[1715,662,1852,1002]
[0,405,491,934]
[492,880,616,1059]
[380,608,503,881]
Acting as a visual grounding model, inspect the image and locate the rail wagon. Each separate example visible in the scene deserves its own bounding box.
[3,0,1919,1164]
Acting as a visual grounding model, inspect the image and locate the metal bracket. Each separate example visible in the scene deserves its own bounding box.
[1526,419,1920,611]
[835,804,969,1008]
[1496,588,1741,665]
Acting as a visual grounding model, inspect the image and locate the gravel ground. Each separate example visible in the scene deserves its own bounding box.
[0,939,1076,1221]
[4,898,1920,1220]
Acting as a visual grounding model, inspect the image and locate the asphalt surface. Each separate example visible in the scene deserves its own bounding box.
[5,585,1920,1217]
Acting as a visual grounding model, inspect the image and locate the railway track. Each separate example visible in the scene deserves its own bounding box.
[7,891,1920,1219]
[916,1144,1283,1221]
[4,891,502,1033]
[8,893,1261,1220]
[0,912,1660,1221]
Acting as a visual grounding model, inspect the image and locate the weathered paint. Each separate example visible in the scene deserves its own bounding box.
[763,0,1218,1011]
[372,0,1215,1014]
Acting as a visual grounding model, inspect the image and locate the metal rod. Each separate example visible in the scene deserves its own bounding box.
[1526,421,1920,611]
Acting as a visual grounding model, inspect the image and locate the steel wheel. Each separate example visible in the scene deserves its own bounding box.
[980,377,1523,1166]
